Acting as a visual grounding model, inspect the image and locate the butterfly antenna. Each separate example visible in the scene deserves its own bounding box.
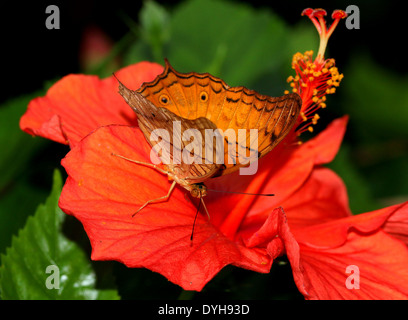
[190,193,202,242]
[112,72,126,87]
[206,189,275,197]
[200,197,210,221]
[190,191,211,243]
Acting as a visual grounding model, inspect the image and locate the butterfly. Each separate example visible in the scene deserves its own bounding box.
[114,59,301,216]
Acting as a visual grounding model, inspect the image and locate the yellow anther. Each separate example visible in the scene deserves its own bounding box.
[325,59,335,68]
[312,114,320,125]
[286,50,343,137]
[329,67,338,74]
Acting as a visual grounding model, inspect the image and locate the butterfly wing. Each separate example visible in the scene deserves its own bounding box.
[118,81,223,185]
[136,59,221,120]
[136,60,302,176]
[218,90,301,175]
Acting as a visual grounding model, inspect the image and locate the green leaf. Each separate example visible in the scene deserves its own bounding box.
[343,53,408,140]
[340,53,408,201]
[328,144,380,214]
[0,91,52,255]
[124,0,316,96]
[139,0,171,62]
[0,92,45,190]
[0,170,120,300]
[0,174,49,255]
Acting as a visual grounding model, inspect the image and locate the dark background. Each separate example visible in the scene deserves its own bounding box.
[1,0,406,103]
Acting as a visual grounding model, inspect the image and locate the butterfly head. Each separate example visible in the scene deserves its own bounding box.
[190,183,207,198]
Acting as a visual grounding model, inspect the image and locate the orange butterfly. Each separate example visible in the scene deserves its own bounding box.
[114,59,301,214]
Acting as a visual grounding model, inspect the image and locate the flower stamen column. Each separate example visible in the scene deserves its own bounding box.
[285,8,347,136]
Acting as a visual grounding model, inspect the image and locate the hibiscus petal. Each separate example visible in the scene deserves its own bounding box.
[382,202,408,245]
[278,200,408,299]
[59,124,278,291]
[205,116,348,239]
[292,230,408,299]
[301,115,349,165]
[281,167,351,227]
[242,202,408,299]
[244,207,309,297]
[20,62,163,147]
[293,202,406,248]
[238,167,351,239]
[280,201,408,299]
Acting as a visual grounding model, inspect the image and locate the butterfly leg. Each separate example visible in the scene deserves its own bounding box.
[132,180,177,217]
[200,197,210,221]
[111,153,169,175]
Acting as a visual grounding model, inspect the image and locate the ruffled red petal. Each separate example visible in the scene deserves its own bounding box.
[286,202,408,299]
[293,230,408,299]
[204,116,348,239]
[59,125,296,290]
[382,202,408,245]
[238,167,351,241]
[20,62,163,147]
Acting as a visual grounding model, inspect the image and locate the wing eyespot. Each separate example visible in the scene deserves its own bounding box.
[199,91,208,102]
[159,94,170,105]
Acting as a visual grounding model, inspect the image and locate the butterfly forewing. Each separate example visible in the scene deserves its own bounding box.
[119,59,301,184]
[118,81,222,185]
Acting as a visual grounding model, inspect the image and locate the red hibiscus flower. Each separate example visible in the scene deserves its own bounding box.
[20,62,164,147]
[20,8,408,299]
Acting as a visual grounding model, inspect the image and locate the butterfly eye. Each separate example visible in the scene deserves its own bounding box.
[199,91,208,102]
[159,94,170,105]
